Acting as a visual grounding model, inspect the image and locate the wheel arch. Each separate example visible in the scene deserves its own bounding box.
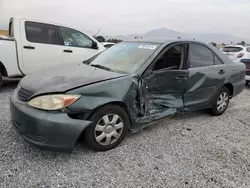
[223,83,234,97]
[0,61,8,77]
[87,101,133,129]
[74,101,133,144]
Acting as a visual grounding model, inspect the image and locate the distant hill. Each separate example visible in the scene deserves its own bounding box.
[115,28,248,44]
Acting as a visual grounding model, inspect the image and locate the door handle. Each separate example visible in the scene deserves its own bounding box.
[218,70,225,74]
[175,76,187,80]
[63,49,73,53]
[23,46,35,49]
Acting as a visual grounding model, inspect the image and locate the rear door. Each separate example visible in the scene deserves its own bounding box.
[20,21,62,74]
[139,43,189,123]
[57,26,101,64]
[184,42,226,110]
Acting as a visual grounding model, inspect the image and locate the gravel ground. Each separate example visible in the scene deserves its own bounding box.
[1,83,250,188]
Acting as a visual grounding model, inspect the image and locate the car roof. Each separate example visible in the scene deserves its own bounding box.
[123,38,206,44]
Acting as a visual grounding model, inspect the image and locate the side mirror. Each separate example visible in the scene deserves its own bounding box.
[92,41,98,49]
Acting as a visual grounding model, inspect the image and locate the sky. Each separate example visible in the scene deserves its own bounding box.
[1,0,250,38]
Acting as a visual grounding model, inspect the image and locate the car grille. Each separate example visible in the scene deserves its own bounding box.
[18,87,34,101]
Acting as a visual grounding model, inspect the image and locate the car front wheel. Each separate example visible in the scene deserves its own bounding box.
[84,104,129,151]
[210,87,230,116]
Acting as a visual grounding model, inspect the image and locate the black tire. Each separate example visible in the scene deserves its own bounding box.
[246,80,249,86]
[210,87,230,116]
[84,104,129,151]
[0,72,3,88]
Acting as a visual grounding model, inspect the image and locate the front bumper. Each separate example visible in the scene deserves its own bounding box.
[10,89,92,152]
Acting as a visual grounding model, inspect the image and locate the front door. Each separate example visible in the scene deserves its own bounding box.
[20,20,62,74]
[184,42,227,110]
[139,43,189,124]
[58,26,101,64]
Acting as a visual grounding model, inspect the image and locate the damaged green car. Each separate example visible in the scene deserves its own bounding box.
[10,39,245,152]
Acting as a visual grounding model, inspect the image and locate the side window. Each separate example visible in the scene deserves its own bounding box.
[247,47,250,53]
[189,44,214,68]
[153,44,184,71]
[59,26,93,48]
[25,21,57,44]
[214,55,222,65]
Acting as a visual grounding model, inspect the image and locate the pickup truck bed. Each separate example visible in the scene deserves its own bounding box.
[0,36,21,79]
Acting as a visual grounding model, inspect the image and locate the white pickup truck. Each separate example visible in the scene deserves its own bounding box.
[0,17,105,87]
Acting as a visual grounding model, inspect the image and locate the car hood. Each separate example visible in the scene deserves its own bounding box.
[20,62,127,96]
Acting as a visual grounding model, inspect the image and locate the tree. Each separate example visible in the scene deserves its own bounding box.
[241,41,246,46]
[94,36,105,42]
[211,42,217,47]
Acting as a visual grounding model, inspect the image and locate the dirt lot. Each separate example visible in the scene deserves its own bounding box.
[1,83,250,188]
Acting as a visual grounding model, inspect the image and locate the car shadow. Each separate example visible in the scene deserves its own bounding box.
[0,81,19,91]
[128,109,209,135]
[245,85,250,89]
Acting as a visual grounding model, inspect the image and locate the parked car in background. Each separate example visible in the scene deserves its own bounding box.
[221,45,250,85]
[240,59,250,85]
[0,17,105,88]
[10,39,245,152]
[222,45,250,62]
[101,42,115,48]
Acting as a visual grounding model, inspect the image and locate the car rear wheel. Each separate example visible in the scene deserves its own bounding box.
[84,104,129,151]
[246,80,249,86]
[210,87,230,116]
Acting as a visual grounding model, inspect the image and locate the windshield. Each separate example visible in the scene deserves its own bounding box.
[89,42,160,73]
[222,47,243,53]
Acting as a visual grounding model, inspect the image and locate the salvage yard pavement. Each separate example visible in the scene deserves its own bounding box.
[1,83,250,188]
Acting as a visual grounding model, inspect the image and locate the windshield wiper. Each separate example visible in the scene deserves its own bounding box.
[90,64,112,71]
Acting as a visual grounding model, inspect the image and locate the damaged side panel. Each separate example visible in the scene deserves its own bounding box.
[184,66,226,110]
[66,76,141,128]
[137,70,189,124]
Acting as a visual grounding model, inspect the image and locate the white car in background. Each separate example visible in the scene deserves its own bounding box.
[222,45,250,85]
[0,17,105,88]
[101,42,115,48]
[222,45,250,62]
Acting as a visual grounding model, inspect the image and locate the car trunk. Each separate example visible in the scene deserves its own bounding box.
[222,46,243,62]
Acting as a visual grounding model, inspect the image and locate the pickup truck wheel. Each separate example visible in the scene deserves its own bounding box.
[84,104,129,151]
[210,87,230,116]
[0,72,3,88]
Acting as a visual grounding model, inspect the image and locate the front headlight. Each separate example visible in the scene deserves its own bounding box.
[27,94,81,110]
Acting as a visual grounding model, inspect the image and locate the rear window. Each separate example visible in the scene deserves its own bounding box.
[222,47,243,52]
[25,21,57,45]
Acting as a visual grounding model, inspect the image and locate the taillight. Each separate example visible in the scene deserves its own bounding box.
[237,53,244,58]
